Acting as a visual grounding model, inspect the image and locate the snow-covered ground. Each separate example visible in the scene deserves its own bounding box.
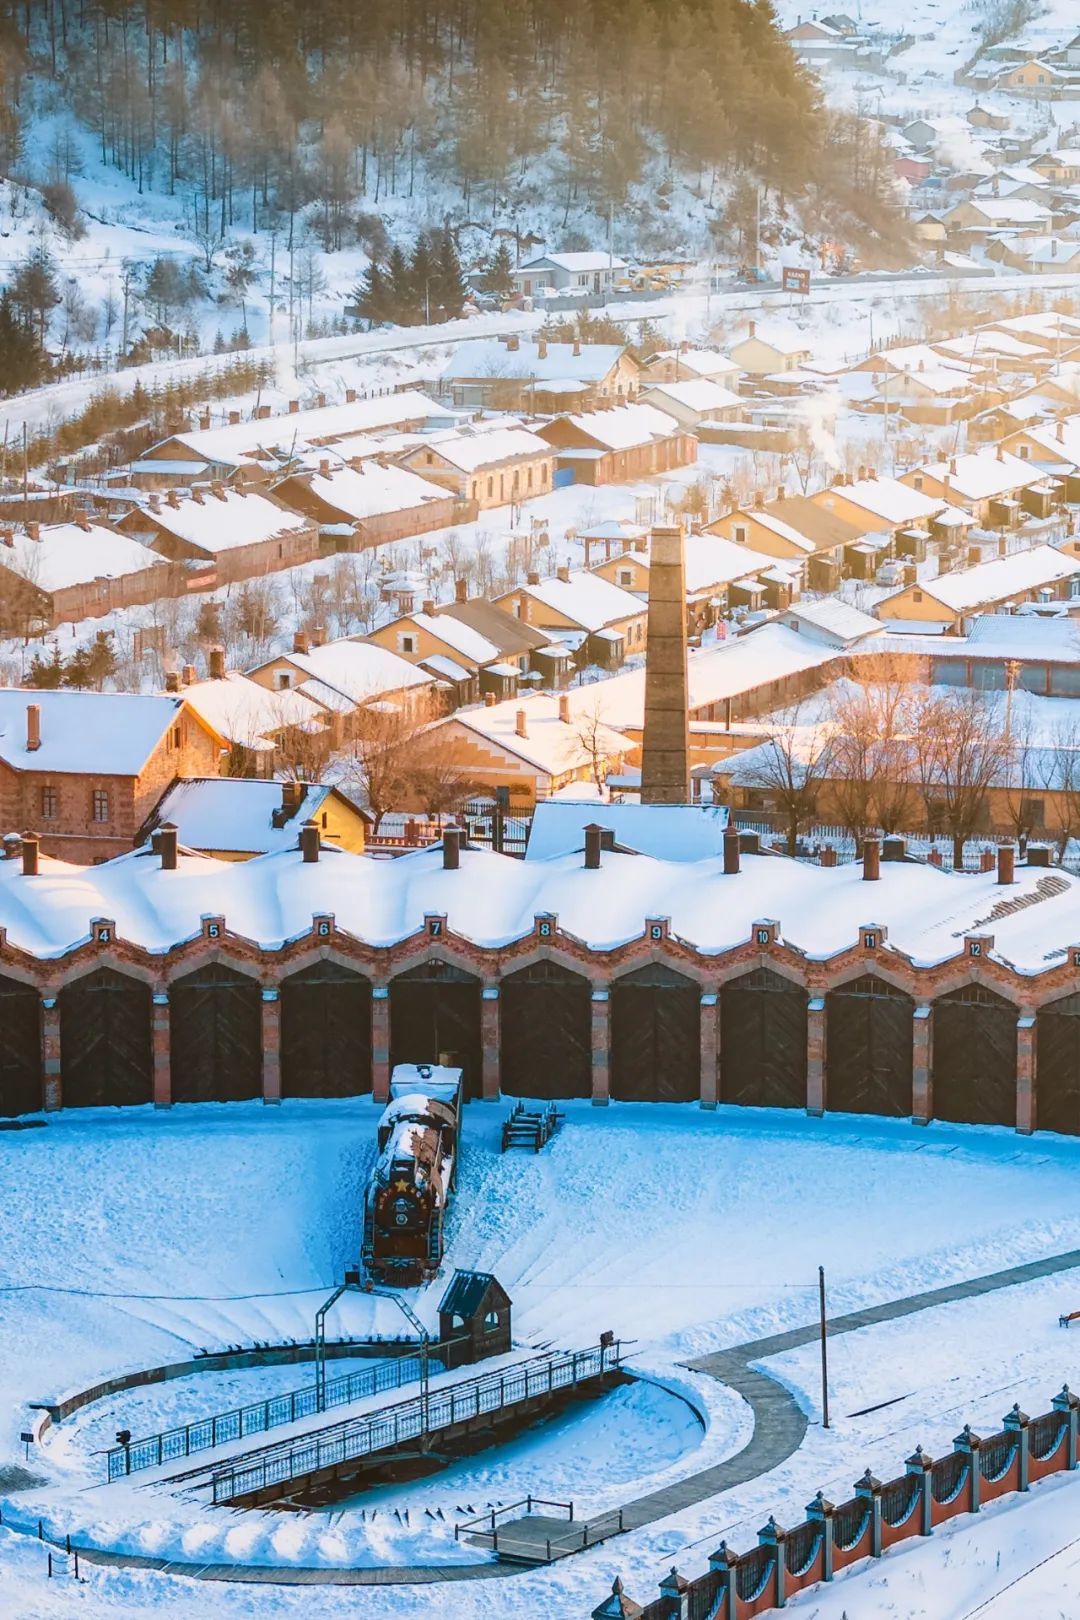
[3,1101,1080,1616]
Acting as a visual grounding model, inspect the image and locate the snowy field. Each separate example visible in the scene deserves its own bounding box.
[3,1101,1080,1616]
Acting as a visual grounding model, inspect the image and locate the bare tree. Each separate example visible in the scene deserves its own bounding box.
[573,696,617,796]
[741,703,834,855]
[910,687,1005,869]
[338,698,419,833]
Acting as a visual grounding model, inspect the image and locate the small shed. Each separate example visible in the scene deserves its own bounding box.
[438,1270,512,1367]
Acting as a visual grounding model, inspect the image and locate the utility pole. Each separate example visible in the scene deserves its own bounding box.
[819,1265,830,1430]
[268,232,277,349]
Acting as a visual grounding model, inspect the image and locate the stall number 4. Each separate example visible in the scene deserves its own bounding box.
[96,926,111,945]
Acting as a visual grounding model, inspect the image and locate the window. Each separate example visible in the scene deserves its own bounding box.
[276,671,292,690]
[913,589,923,603]
[734,524,747,544]
[913,475,924,491]
[1019,444,1030,460]
[171,725,182,749]
[619,568,633,586]
[1021,796,1046,829]
[321,811,329,828]
[40,785,58,820]
[483,1310,500,1333]
[487,477,493,497]
[92,789,110,822]
[399,632,417,654]
[527,468,533,489]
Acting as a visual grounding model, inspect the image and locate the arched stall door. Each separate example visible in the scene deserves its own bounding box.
[58,969,153,1108]
[280,961,372,1098]
[390,960,482,1099]
[825,976,914,1117]
[499,960,592,1099]
[0,975,42,1116]
[932,983,1017,1126]
[721,967,807,1109]
[169,963,262,1104]
[1036,992,1080,1136]
[610,963,700,1102]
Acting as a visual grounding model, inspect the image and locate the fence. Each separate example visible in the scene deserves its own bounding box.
[597,1389,1080,1620]
[106,1353,428,1482]
[459,1497,626,1560]
[213,1341,621,1506]
[731,816,1080,876]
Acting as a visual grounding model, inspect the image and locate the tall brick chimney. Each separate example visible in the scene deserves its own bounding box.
[209,646,226,679]
[26,702,41,752]
[455,577,468,603]
[640,523,689,805]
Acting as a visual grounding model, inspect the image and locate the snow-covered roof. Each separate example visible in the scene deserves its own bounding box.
[4,840,1077,971]
[177,672,323,748]
[526,802,730,861]
[883,545,1080,614]
[160,393,442,467]
[0,524,167,592]
[509,569,643,631]
[555,402,682,451]
[935,332,1047,362]
[0,689,190,775]
[960,198,1053,224]
[783,599,883,643]
[449,692,629,777]
[647,348,740,379]
[518,252,629,273]
[266,640,434,709]
[1008,418,1080,467]
[133,488,312,553]
[145,778,339,855]
[412,426,551,473]
[819,477,944,525]
[733,322,812,357]
[914,449,1044,501]
[641,379,743,414]
[408,612,502,666]
[297,462,449,521]
[962,613,1080,660]
[441,339,626,385]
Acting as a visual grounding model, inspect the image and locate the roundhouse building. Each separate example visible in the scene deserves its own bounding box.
[1,828,1079,1133]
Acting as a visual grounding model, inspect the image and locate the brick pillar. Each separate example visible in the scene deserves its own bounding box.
[1016,1014,1036,1134]
[591,989,610,1106]
[807,996,826,1116]
[757,1517,786,1608]
[152,990,171,1106]
[953,1426,982,1512]
[855,1470,883,1558]
[700,992,718,1108]
[905,1446,934,1535]
[805,1492,834,1579]
[912,1004,932,1122]
[1004,1404,1030,1492]
[371,986,390,1102]
[1052,1386,1079,1469]
[41,995,62,1111]
[261,988,281,1104]
[481,985,500,1100]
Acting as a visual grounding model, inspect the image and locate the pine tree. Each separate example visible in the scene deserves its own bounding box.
[0,290,46,393]
[85,630,118,690]
[27,645,64,688]
[386,245,413,324]
[63,644,92,689]
[351,262,393,328]
[482,240,515,298]
[408,233,436,323]
[11,245,60,351]
[431,227,467,320]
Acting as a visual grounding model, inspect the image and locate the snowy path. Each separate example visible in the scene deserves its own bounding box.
[28,1241,1080,1588]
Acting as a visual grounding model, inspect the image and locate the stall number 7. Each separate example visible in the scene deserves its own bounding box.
[428,918,443,938]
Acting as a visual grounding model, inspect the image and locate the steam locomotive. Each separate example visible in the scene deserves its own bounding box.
[362,1064,462,1285]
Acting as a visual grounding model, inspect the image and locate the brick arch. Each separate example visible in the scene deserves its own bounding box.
[0,971,42,1116]
[58,967,154,1108]
[610,962,700,1102]
[720,966,808,1110]
[169,961,263,1104]
[932,982,1018,1127]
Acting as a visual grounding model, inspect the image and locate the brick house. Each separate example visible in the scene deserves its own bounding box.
[0,689,223,863]
[118,485,319,588]
[536,403,695,486]
[440,336,641,411]
[0,518,176,632]
[270,460,459,549]
[396,426,555,510]
[495,567,648,668]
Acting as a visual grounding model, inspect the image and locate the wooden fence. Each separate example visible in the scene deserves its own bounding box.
[596,1389,1079,1620]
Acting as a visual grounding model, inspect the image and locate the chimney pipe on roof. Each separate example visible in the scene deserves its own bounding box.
[422,598,435,617]
[776,486,785,502]
[319,458,331,476]
[1058,421,1065,443]
[346,388,357,404]
[281,780,303,818]
[455,577,468,604]
[166,489,179,509]
[148,492,161,513]
[558,693,570,724]
[584,823,602,869]
[557,565,570,584]
[300,820,320,862]
[199,411,211,430]
[538,339,548,359]
[527,570,540,585]
[515,707,528,738]
[997,443,1005,461]
[723,823,741,875]
[748,320,756,338]
[209,646,226,680]
[21,831,39,877]
[26,703,40,753]
[164,671,181,693]
[573,339,581,356]
[293,630,310,655]
[229,410,241,425]
[289,399,299,414]
[443,826,461,870]
[159,822,178,871]
[311,625,326,648]
[997,843,1016,885]
[25,521,38,540]
[316,392,327,408]
[256,405,271,420]
[182,663,197,686]
[862,835,881,881]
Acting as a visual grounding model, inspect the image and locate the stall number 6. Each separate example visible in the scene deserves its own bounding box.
[316,920,331,938]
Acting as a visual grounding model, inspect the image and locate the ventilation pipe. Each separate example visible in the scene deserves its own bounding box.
[300,820,320,862]
[455,577,468,603]
[997,844,1015,885]
[862,836,881,881]
[159,823,178,871]
[21,831,39,876]
[209,646,226,679]
[443,826,462,870]
[723,824,741,875]
[516,708,528,738]
[584,823,602,870]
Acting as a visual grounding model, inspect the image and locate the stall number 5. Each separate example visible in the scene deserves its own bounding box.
[206,921,221,940]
